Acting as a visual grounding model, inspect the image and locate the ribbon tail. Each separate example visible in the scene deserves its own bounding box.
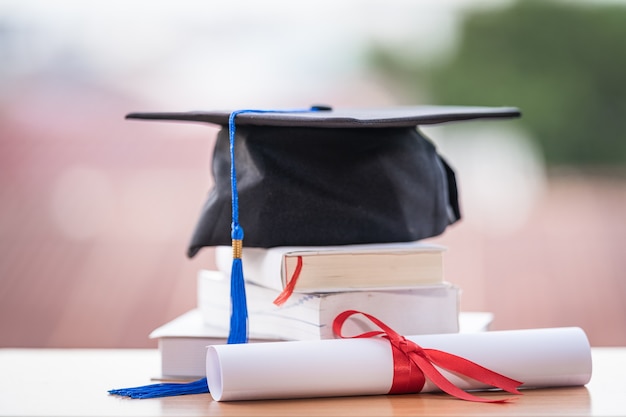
[410,352,521,403]
[425,349,523,394]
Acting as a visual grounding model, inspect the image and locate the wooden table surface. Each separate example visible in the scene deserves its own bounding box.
[1,347,624,416]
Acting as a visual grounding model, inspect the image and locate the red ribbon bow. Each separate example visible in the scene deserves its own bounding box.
[333,310,523,403]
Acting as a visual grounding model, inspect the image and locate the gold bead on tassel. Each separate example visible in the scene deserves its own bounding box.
[232,239,243,260]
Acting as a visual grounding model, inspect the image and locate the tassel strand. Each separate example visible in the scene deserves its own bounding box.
[108,377,209,399]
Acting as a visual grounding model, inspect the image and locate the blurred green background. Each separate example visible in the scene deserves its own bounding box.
[370,0,626,168]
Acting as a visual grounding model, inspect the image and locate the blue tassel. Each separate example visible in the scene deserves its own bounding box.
[228,256,248,344]
[109,107,320,399]
[108,377,209,399]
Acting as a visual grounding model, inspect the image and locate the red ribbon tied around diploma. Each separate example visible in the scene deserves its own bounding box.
[333,310,523,403]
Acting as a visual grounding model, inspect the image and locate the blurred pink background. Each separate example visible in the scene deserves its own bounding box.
[1,0,624,348]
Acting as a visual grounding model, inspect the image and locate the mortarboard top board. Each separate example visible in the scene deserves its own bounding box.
[126,105,520,128]
[126,105,520,257]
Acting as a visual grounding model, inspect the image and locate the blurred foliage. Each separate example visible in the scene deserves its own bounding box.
[369,0,626,168]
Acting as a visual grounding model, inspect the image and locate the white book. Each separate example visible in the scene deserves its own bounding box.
[198,269,460,341]
[149,309,281,379]
[214,241,446,293]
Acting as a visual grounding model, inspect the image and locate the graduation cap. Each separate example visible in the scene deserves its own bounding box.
[127,105,520,257]
[109,104,520,399]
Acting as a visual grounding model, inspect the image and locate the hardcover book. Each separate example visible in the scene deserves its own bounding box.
[214,241,446,293]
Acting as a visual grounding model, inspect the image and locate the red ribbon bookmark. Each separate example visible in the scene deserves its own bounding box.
[333,310,523,403]
[273,255,303,306]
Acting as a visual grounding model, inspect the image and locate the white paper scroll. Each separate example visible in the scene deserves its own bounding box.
[206,327,592,401]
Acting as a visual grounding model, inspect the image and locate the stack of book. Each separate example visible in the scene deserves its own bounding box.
[206,241,459,339]
[151,241,489,379]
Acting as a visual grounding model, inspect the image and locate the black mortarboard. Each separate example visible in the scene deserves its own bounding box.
[127,105,520,257]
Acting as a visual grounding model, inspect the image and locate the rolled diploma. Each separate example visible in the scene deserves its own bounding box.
[206,327,592,401]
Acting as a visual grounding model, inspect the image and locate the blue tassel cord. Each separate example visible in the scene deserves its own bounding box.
[226,108,320,344]
[109,107,318,399]
[227,109,249,345]
[108,377,209,399]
